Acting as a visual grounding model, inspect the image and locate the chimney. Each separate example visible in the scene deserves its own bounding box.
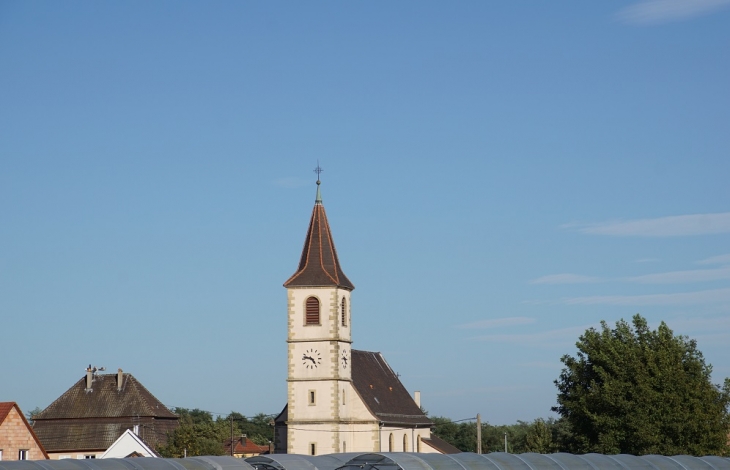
[117,369,124,391]
[414,391,421,408]
[85,365,93,392]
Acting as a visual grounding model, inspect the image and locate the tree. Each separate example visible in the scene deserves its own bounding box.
[553,314,730,456]
[25,407,43,425]
[524,418,553,453]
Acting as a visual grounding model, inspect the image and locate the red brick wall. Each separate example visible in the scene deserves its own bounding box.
[0,406,48,460]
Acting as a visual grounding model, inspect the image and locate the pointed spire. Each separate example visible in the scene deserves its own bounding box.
[283,168,354,290]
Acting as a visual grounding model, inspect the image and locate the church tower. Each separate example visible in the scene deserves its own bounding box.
[282,174,356,455]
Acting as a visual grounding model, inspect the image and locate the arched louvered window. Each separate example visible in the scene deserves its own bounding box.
[403,434,408,452]
[341,297,347,327]
[388,433,394,452]
[306,297,320,325]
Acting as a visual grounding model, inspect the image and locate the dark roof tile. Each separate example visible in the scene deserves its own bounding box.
[351,350,432,427]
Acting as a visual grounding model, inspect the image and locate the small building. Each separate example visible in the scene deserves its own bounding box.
[0,402,49,461]
[32,367,178,459]
[100,429,160,458]
[223,436,270,458]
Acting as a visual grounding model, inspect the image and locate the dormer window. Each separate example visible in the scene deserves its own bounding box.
[306,297,320,325]
[341,297,347,327]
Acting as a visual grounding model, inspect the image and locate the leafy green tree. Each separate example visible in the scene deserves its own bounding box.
[553,314,730,456]
[25,407,43,425]
[524,418,553,453]
[158,408,227,457]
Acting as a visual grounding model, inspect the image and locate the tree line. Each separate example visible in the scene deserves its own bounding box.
[150,315,730,457]
[433,315,730,456]
[157,409,274,458]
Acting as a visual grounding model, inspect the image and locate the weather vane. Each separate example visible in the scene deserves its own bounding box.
[314,161,323,183]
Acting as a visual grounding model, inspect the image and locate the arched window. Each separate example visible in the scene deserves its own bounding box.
[306,297,320,325]
[388,433,394,452]
[403,434,408,452]
[417,435,422,452]
[341,297,347,327]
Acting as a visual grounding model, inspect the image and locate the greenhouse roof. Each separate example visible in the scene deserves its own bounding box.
[2,453,729,470]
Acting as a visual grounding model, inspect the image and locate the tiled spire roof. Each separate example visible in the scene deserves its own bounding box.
[284,180,354,290]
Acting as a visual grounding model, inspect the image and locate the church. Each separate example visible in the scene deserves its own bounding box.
[273,174,457,455]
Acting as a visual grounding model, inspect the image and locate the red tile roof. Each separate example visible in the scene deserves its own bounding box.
[284,183,354,290]
[223,436,269,455]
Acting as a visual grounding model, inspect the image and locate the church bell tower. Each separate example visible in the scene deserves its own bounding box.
[282,170,355,455]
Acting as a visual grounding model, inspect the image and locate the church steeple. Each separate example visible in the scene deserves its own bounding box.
[283,173,354,290]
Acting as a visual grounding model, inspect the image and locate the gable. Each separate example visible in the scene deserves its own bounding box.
[0,402,50,459]
[350,350,432,427]
[100,429,158,458]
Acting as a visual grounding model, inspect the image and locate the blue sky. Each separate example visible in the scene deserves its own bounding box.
[1,1,729,425]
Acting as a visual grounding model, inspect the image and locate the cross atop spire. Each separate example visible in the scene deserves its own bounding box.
[314,162,323,204]
[284,165,354,290]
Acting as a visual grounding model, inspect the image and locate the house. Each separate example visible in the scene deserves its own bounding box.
[32,368,178,459]
[223,436,270,458]
[0,402,49,461]
[100,429,160,458]
[274,174,456,455]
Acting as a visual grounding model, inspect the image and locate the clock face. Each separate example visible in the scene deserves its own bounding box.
[341,349,349,369]
[302,349,321,369]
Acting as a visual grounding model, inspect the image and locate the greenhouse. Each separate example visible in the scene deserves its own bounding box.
[2,453,730,470]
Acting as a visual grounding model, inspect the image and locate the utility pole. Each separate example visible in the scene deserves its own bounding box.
[476,414,482,454]
[230,415,234,456]
[504,432,507,453]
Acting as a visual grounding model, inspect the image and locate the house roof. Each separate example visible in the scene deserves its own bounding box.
[0,402,50,459]
[224,436,270,455]
[283,181,354,290]
[34,372,177,420]
[351,350,432,427]
[32,372,178,452]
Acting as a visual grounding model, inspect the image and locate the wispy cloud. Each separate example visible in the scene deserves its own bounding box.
[627,267,730,284]
[616,0,730,24]
[530,273,602,285]
[564,212,730,237]
[563,287,730,306]
[666,315,730,332]
[470,325,593,346]
[697,253,730,265]
[456,317,535,329]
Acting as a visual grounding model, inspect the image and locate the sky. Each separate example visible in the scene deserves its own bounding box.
[1,1,729,426]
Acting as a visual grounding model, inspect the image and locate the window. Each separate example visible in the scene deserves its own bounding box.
[305,297,320,325]
[0,449,3,461]
[310,443,316,456]
[84,455,96,459]
[342,389,346,405]
[417,435,422,452]
[342,441,346,452]
[403,434,408,452]
[388,433,394,452]
[19,450,29,460]
[309,390,316,405]
[341,297,347,326]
